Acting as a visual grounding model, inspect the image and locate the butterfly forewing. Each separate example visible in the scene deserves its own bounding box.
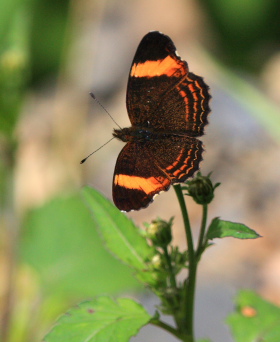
[126,32,189,127]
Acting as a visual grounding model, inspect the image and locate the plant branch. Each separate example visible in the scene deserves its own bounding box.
[150,319,183,339]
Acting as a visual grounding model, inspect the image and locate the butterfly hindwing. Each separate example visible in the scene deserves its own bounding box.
[113,142,171,211]
[113,136,203,211]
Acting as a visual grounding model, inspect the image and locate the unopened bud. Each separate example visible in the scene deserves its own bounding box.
[146,218,173,248]
[186,172,219,205]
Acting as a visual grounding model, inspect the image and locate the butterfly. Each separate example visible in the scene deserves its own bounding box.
[112,31,210,211]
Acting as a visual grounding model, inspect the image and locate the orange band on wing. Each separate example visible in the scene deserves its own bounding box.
[114,174,170,193]
[131,56,185,78]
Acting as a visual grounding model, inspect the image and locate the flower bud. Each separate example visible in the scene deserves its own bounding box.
[186,172,219,205]
[146,218,173,248]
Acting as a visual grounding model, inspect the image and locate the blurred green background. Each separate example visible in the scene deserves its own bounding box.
[0,0,280,341]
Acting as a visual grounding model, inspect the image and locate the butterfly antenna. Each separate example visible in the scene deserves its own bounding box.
[80,137,115,164]
[89,92,122,129]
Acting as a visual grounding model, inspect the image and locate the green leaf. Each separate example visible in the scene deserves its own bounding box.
[227,290,280,342]
[21,193,141,298]
[197,339,212,342]
[44,296,152,342]
[82,187,158,286]
[206,217,260,240]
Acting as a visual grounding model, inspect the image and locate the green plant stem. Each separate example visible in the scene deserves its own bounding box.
[196,204,208,257]
[150,319,183,339]
[162,245,177,288]
[173,185,194,255]
[173,184,196,341]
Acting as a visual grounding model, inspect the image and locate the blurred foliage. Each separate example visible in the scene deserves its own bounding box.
[227,290,280,342]
[200,0,280,72]
[0,0,70,206]
[29,0,70,84]
[13,193,141,341]
[0,10,29,139]
[0,0,106,340]
[21,193,141,298]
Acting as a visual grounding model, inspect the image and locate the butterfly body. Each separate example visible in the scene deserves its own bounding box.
[111,31,210,212]
[113,126,188,143]
[113,126,154,143]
